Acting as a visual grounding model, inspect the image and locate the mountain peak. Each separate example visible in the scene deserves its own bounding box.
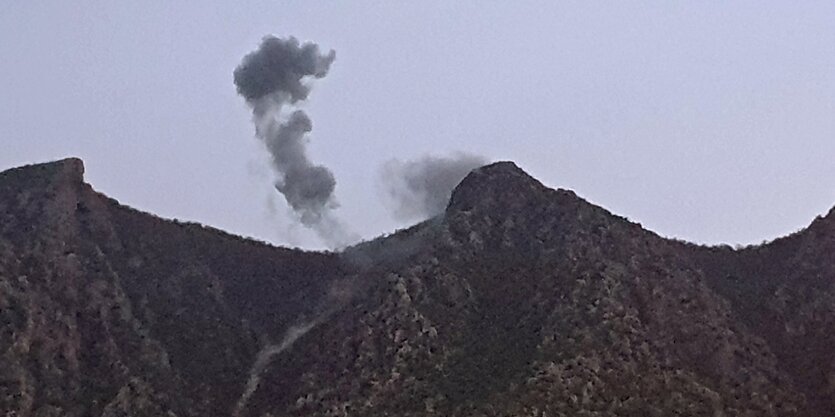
[51,157,85,184]
[473,160,526,175]
[441,161,590,253]
[0,157,85,187]
[446,161,548,215]
[808,204,835,236]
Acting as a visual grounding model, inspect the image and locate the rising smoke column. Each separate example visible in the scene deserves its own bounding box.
[381,153,487,221]
[234,36,354,247]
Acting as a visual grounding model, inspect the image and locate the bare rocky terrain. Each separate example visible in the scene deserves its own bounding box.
[1,158,833,416]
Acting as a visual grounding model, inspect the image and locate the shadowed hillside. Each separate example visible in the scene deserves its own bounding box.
[1,158,833,416]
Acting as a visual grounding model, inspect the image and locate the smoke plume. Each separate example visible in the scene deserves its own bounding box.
[234,36,353,247]
[380,153,487,221]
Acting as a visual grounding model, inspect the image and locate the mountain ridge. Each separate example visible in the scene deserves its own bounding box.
[7,156,831,250]
[1,157,834,416]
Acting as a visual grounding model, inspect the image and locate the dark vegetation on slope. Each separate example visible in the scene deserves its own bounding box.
[1,158,833,417]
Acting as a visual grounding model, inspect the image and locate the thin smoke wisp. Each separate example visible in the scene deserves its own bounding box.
[231,319,322,417]
[230,278,357,417]
[380,153,487,221]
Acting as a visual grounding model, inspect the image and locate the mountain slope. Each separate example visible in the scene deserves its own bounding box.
[0,158,833,416]
[0,158,346,416]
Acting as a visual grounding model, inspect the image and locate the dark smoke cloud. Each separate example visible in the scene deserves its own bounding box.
[234,36,335,103]
[380,153,488,221]
[266,111,336,225]
[235,36,353,247]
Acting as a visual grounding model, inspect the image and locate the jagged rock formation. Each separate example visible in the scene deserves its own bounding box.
[0,158,833,416]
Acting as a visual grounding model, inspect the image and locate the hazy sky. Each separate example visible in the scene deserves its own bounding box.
[2,2,833,249]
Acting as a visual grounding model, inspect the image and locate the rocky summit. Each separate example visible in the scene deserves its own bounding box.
[1,158,834,416]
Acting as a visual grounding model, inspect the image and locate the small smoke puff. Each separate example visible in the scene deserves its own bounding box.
[263,111,313,170]
[234,36,336,103]
[277,164,337,225]
[381,153,488,221]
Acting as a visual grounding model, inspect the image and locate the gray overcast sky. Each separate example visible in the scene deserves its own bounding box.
[2,2,834,249]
